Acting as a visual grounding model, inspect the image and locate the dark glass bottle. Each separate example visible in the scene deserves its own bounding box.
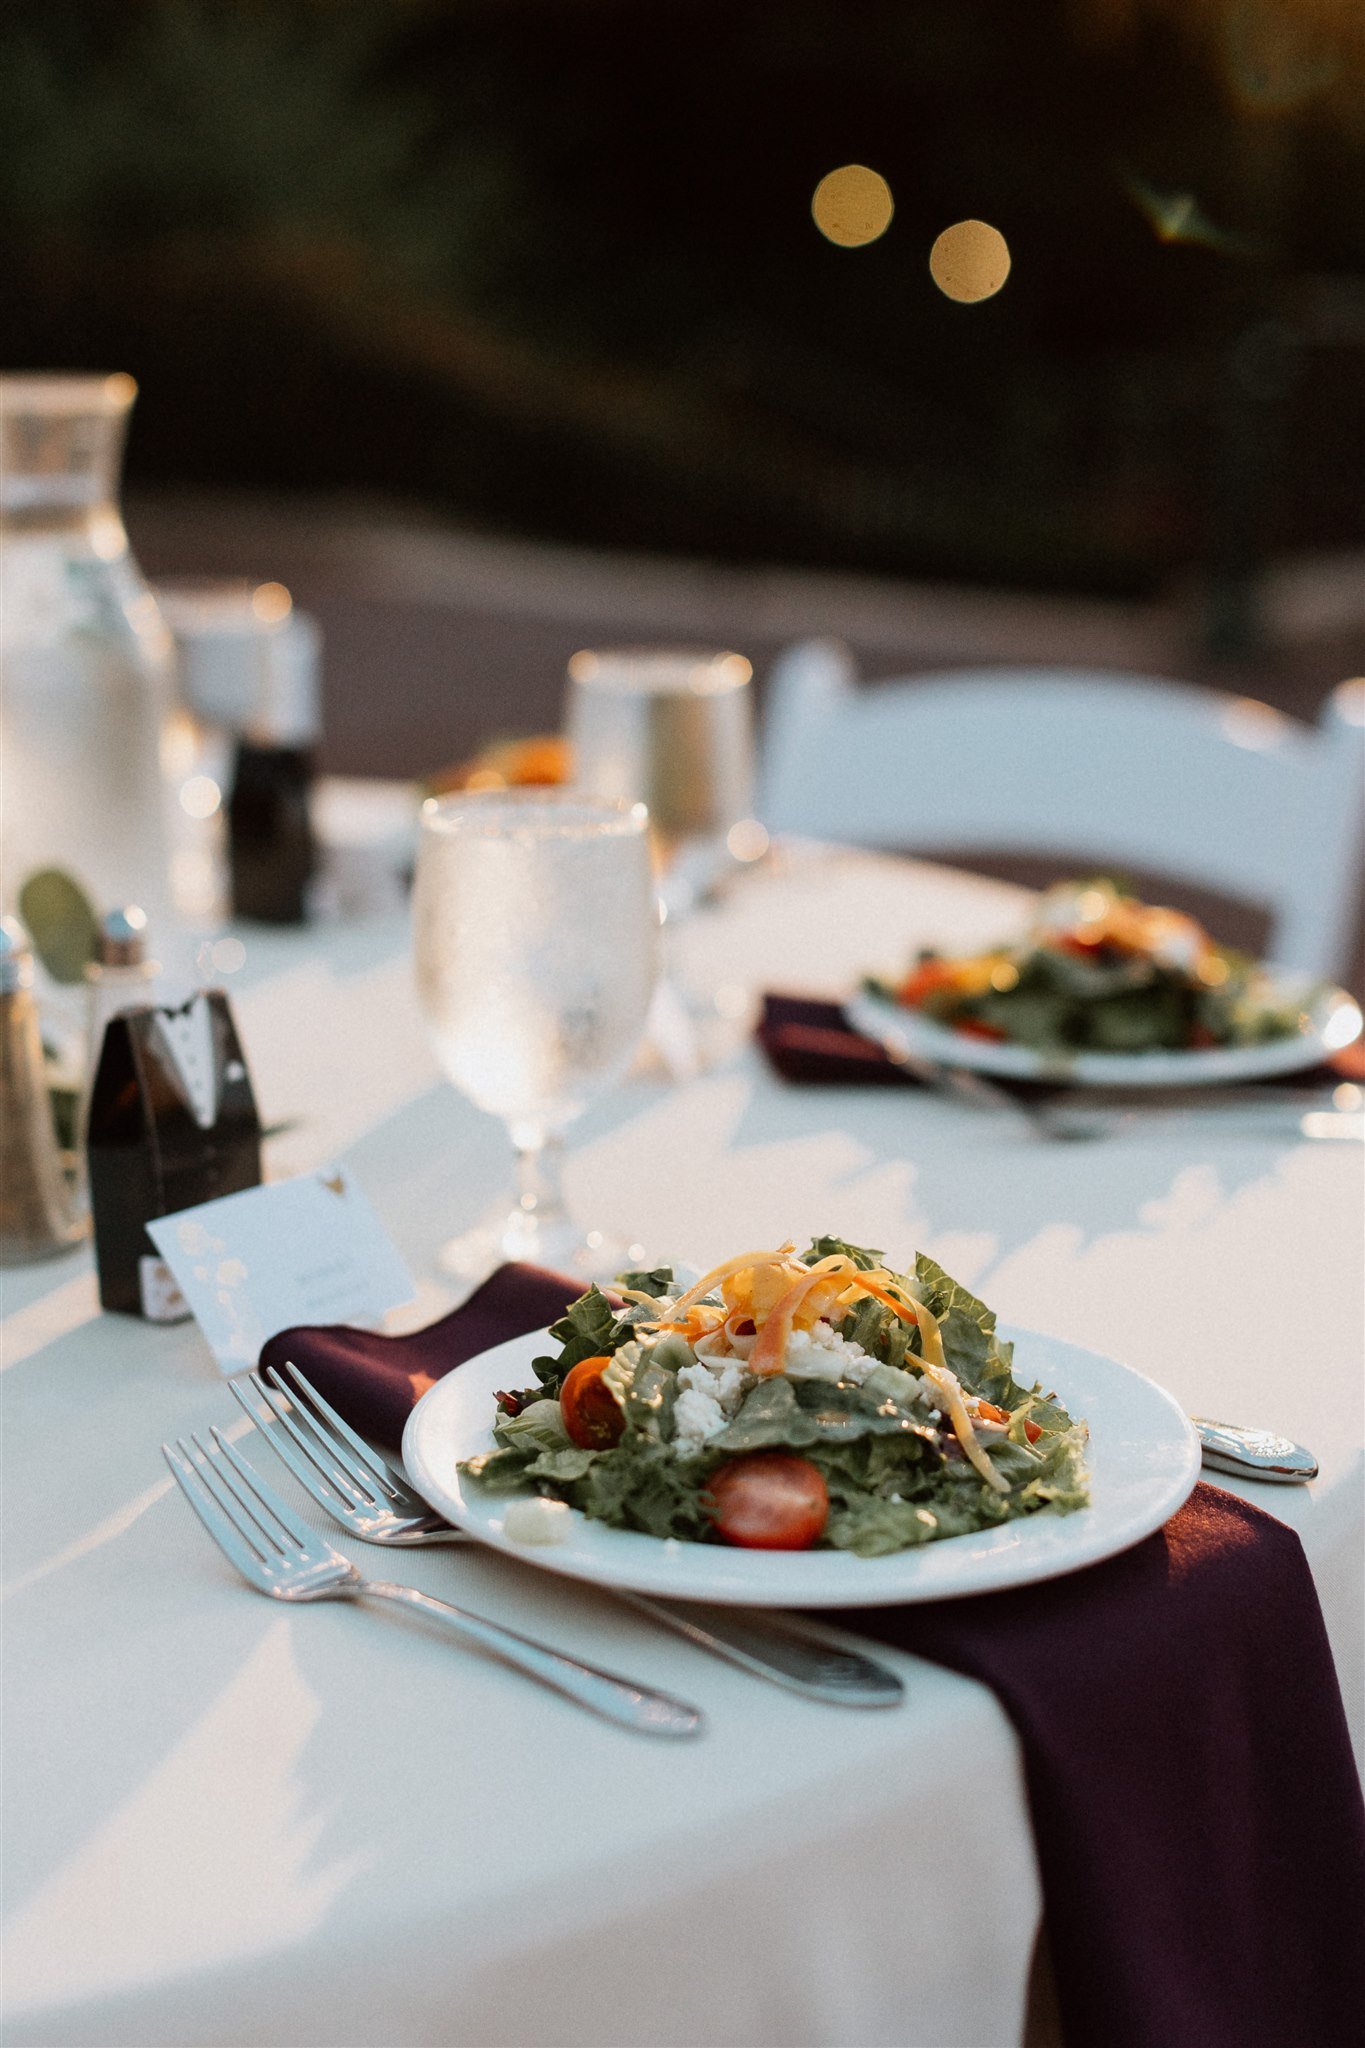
[228,741,316,923]
[155,581,321,926]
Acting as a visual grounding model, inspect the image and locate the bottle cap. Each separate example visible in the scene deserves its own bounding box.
[0,916,36,994]
[99,905,149,968]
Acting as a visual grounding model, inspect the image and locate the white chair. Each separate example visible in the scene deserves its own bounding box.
[757,641,1365,977]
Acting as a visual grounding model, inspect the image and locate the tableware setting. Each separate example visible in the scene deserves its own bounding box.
[226,1356,906,1706]
[9,819,1364,2048]
[235,1236,1363,2048]
[4,362,1361,2048]
[5,35,1365,2032]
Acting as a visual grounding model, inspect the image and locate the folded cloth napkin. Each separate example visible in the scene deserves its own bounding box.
[259,1261,583,1448]
[261,1266,1365,2048]
[834,1482,1365,2048]
[758,990,1365,1095]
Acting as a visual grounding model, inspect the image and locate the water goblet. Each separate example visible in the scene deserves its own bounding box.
[412,790,657,1281]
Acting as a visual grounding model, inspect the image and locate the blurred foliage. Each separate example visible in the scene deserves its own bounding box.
[1,0,1362,594]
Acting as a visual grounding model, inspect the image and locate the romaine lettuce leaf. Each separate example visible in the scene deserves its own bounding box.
[531,1283,631,1390]
[824,1494,938,1556]
[615,1265,675,1297]
[802,1235,884,1270]
[492,1398,572,1454]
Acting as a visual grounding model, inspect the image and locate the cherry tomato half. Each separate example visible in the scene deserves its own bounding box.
[897,959,961,1007]
[560,1355,625,1448]
[704,1452,829,1550]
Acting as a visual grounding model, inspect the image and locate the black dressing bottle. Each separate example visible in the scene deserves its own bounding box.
[229,607,321,923]
[156,580,321,926]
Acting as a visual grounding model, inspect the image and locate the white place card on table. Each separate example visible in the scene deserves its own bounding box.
[147,1166,416,1374]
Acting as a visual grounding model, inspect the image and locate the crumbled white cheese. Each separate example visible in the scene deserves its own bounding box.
[503,1497,573,1545]
[673,1382,728,1454]
[784,1320,878,1385]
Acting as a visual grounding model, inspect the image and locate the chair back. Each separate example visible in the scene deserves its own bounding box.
[758,641,1365,976]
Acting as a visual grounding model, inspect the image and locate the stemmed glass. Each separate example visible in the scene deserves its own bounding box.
[412,790,657,1280]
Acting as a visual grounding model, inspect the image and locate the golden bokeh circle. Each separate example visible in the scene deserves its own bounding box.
[811,165,894,248]
[929,219,1012,302]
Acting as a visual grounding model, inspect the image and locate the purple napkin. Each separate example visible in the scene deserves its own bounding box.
[262,1267,1365,2048]
[259,1261,583,1448]
[835,1482,1365,2048]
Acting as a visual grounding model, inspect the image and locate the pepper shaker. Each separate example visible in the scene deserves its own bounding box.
[0,916,85,1264]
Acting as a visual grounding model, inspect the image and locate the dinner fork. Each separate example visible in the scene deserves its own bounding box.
[233,1360,905,1708]
[162,1429,702,1737]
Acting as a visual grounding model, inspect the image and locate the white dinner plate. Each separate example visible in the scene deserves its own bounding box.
[402,1323,1201,1607]
[847,977,1362,1089]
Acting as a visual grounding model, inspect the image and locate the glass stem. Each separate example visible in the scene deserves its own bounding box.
[509,1124,567,1231]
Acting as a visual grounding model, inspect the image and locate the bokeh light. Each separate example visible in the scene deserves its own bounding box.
[726,818,769,863]
[812,165,894,248]
[179,773,222,819]
[929,219,1011,302]
[210,936,247,975]
[251,580,292,623]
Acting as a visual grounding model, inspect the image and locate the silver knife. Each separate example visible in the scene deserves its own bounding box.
[611,1591,905,1707]
[1193,1417,1319,1483]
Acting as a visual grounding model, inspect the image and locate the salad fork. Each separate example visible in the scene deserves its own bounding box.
[235,1360,905,1709]
[162,1429,703,1737]
[229,1360,457,1545]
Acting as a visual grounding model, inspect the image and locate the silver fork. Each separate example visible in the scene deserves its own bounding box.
[162,1429,702,1737]
[233,1360,905,1709]
[229,1360,457,1545]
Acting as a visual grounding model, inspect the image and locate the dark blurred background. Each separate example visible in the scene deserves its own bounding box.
[3,0,1362,774]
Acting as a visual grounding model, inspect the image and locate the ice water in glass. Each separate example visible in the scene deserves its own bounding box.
[413,791,657,1277]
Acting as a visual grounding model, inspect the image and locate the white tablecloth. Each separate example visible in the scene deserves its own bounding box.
[3,852,1361,2048]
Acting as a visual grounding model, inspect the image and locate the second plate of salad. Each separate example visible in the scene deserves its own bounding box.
[850,878,1361,1086]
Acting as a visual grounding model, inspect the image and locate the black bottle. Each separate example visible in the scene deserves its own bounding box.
[229,739,316,923]
[155,582,322,927]
[228,607,321,924]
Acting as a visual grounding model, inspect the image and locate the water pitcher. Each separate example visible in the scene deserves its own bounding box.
[0,374,193,932]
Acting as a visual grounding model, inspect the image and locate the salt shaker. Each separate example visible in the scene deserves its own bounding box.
[0,916,85,1264]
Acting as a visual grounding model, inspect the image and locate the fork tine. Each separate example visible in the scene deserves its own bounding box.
[208,1427,319,1554]
[232,1373,374,1512]
[255,1370,380,1503]
[186,1432,293,1560]
[162,1440,268,1579]
[270,1361,404,1495]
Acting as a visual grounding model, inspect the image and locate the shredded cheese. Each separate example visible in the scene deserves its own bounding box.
[840,1278,1010,1494]
[667,1247,800,1321]
[748,1256,856,1376]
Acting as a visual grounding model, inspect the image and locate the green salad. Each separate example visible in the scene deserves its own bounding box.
[868,879,1304,1055]
[460,1240,1089,1556]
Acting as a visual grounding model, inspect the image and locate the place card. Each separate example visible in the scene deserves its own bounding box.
[147,1165,416,1374]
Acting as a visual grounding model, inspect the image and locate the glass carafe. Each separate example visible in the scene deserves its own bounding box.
[0,374,190,933]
